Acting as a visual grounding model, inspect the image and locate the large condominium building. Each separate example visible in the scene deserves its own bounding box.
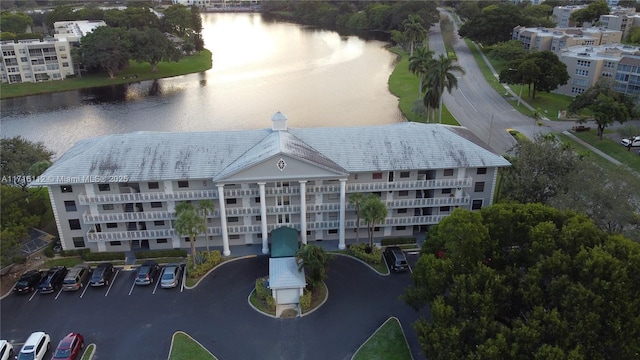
[34,114,510,256]
[512,26,622,54]
[0,38,74,84]
[557,43,640,96]
[598,8,640,39]
[53,20,107,44]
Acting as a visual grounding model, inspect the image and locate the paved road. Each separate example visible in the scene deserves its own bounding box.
[1,255,427,359]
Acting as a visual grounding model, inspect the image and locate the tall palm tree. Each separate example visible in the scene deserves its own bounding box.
[360,194,388,249]
[198,199,215,252]
[174,202,205,270]
[408,46,435,99]
[402,15,426,57]
[422,54,466,124]
[349,193,366,243]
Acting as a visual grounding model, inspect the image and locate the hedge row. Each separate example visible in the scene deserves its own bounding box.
[135,249,187,259]
[186,250,222,278]
[255,276,275,311]
[300,289,312,312]
[381,237,417,246]
[83,251,125,262]
[349,243,382,265]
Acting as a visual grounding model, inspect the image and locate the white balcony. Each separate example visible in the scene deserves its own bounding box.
[79,189,218,205]
[83,210,174,224]
[345,178,473,193]
[385,196,470,208]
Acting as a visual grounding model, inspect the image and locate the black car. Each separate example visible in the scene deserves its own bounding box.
[384,246,409,272]
[38,266,68,294]
[135,260,160,285]
[13,270,44,294]
[90,263,115,287]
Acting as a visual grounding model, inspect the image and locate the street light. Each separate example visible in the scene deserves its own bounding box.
[488,109,516,148]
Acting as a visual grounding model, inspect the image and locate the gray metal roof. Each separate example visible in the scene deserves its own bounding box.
[36,122,510,185]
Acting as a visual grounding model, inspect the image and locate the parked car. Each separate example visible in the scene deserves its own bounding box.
[0,340,13,360]
[51,332,83,360]
[13,270,44,294]
[38,266,68,294]
[62,264,91,292]
[89,263,115,287]
[16,331,50,360]
[383,246,409,272]
[160,264,183,289]
[620,135,640,147]
[135,260,160,285]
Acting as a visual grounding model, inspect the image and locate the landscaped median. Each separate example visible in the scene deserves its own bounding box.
[352,317,413,360]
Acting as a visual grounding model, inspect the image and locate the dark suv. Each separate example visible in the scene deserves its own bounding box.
[13,270,44,294]
[90,263,115,287]
[135,260,160,285]
[384,246,409,272]
[38,266,68,294]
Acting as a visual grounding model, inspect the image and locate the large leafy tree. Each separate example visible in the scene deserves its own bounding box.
[296,244,331,291]
[0,12,33,34]
[80,26,131,79]
[406,203,640,359]
[570,0,610,26]
[130,27,182,72]
[568,80,637,139]
[174,201,206,270]
[360,194,388,249]
[422,54,465,123]
[458,3,530,46]
[162,4,193,38]
[0,136,53,191]
[500,51,568,99]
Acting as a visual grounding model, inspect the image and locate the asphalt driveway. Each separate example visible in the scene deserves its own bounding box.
[0,255,428,359]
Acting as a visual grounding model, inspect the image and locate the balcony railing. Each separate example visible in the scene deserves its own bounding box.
[83,210,174,224]
[385,196,470,208]
[345,178,473,193]
[79,189,218,205]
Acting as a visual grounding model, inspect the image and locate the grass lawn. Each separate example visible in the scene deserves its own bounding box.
[0,49,212,99]
[169,332,217,360]
[353,317,412,360]
[41,257,85,269]
[564,130,640,172]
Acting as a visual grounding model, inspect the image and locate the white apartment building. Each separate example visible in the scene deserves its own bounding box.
[0,38,74,84]
[598,7,640,39]
[53,20,107,44]
[34,114,510,256]
[513,26,622,54]
[557,43,640,96]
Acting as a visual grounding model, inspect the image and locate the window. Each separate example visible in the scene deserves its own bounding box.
[477,168,487,175]
[398,190,409,196]
[442,188,452,194]
[472,199,483,210]
[277,214,290,223]
[328,193,339,200]
[255,197,261,203]
[228,217,239,223]
[439,206,450,212]
[230,235,240,240]
[102,204,114,211]
[277,196,290,206]
[69,219,81,230]
[178,180,189,188]
[256,215,261,221]
[64,200,77,212]
[72,237,85,248]
[474,182,485,192]
[372,172,382,180]
[61,185,73,193]
[575,69,589,76]
[396,226,406,230]
[400,171,410,178]
[110,241,121,246]
[226,198,237,205]
[148,182,159,190]
[98,184,110,191]
[151,202,162,208]
[328,229,338,234]
[157,238,168,244]
[397,208,407,214]
[106,223,118,228]
[443,169,454,176]
[154,220,165,226]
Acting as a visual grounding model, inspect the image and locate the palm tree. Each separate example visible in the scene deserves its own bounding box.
[174,202,205,270]
[349,193,366,243]
[408,46,435,99]
[402,15,426,57]
[422,54,466,123]
[296,244,331,291]
[360,194,388,250]
[198,199,215,252]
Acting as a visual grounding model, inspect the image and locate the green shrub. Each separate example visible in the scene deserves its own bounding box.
[349,243,382,265]
[266,295,276,311]
[135,249,187,259]
[186,250,222,278]
[381,237,417,246]
[62,249,89,257]
[299,289,312,312]
[43,246,55,258]
[82,251,125,261]
[255,276,271,300]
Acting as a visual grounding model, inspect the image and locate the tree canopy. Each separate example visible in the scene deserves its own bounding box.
[499,51,569,99]
[405,203,640,359]
[570,0,610,26]
[458,3,530,46]
[174,201,206,269]
[360,194,388,248]
[0,136,53,190]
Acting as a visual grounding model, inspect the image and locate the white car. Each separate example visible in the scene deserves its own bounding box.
[16,332,50,360]
[0,340,13,360]
[620,135,640,147]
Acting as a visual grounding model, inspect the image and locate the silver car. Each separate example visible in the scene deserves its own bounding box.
[160,264,183,289]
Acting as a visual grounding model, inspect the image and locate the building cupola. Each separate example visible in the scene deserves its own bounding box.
[271,111,288,131]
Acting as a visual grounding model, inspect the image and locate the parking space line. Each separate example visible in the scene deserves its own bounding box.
[152,276,160,294]
[180,268,185,293]
[54,288,63,299]
[79,283,89,298]
[28,291,38,302]
[105,270,119,297]
[128,279,136,296]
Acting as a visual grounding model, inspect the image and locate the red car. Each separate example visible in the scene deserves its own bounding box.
[51,333,84,360]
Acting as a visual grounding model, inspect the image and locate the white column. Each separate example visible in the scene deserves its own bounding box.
[299,181,307,245]
[217,184,230,256]
[338,178,347,250]
[258,182,269,254]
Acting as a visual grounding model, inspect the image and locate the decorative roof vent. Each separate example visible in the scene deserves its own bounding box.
[272,111,288,131]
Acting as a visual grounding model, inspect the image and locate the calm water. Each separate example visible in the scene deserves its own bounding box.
[0,13,404,158]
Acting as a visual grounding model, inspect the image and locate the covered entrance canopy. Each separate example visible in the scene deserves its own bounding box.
[270,226,299,258]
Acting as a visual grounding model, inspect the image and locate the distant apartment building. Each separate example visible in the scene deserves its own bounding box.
[598,8,640,39]
[513,26,622,54]
[556,43,640,96]
[34,114,510,255]
[53,20,107,45]
[552,5,587,28]
[0,38,74,84]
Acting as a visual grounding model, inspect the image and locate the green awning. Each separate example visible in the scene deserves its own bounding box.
[270,227,299,258]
